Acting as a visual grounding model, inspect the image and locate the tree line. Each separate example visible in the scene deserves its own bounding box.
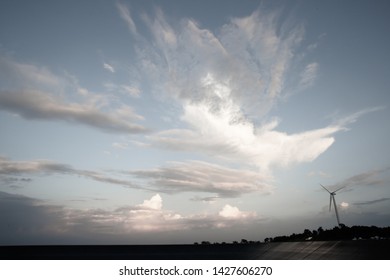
[195,225,390,245]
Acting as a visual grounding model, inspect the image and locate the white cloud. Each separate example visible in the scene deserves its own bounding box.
[139,194,162,210]
[138,194,162,210]
[103,63,115,73]
[152,101,343,170]
[116,2,137,35]
[219,204,256,219]
[340,202,349,208]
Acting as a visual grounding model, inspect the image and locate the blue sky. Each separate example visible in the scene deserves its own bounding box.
[0,0,389,245]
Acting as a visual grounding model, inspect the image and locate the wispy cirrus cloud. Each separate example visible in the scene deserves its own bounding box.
[0,55,147,134]
[324,168,389,192]
[116,1,137,35]
[299,62,319,89]
[112,142,128,150]
[0,175,32,189]
[353,198,390,206]
[134,8,306,115]
[104,82,141,98]
[0,157,270,197]
[128,160,272,197]
[0,90,146,134]
[0,156,140,190]
[332,106,385,129]
[0,156,74,175]
[103,63,115,73]
[0,55,65,91]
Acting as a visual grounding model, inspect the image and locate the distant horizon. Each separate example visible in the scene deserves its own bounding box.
[1,0,390,245]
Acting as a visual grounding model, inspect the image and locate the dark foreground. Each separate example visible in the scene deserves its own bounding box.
[1,240,389,260]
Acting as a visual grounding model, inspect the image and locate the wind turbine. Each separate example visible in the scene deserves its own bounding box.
[320,184,346,227]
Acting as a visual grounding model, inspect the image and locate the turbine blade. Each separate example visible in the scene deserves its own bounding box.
[329,195,332,212]
[320,184,331,194]
[334,185,347,193]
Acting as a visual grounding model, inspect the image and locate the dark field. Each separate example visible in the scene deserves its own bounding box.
[1,240,389,260]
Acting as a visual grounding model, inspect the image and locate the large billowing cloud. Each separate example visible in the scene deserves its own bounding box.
[119,5,380,171]
[0,56,147,134]
[0,191,259,244]
[151,105,382,171]
[153,108,339,171]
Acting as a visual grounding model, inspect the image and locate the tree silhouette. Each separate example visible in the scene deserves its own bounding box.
[195,225,389,245]
[265,225,390,242]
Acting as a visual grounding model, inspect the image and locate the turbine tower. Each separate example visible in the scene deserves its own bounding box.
[320,184,346,227]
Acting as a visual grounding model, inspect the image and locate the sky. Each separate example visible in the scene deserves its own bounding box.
[0,0,389,245]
